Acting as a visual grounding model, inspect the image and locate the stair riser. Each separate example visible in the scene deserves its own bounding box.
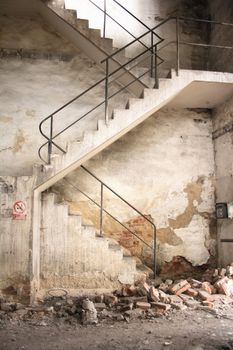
[40,193,138,289]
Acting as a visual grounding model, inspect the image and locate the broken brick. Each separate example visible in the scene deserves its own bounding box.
[185,288,198,297]
[149,287,160,302]
[135,302,151,310]
[201,282,215,295]
[189,279,202,288]
[215,277,233,297]
[198,290,213,302]
[94,303,106,311]
[104,294,118,306]
[150,302,171,313]
[159,291,170,304]
[170,280,191,295]
[138,282,150,296]
[202,300,213,308]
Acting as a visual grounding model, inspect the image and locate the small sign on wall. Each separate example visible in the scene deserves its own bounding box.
[13,201,27,220]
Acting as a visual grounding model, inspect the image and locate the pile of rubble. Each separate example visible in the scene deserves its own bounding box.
[1,265,233,326]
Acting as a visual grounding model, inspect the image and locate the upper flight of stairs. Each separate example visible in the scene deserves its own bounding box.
[40,192,150,290]
[35,69,233,192]
[37,0,148,95]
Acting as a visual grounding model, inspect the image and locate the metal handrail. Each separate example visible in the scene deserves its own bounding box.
[101,16,175,63]
[38,11,233,165]
[38,40,160,163]
[87,0,162,50]
[62,164,157,277]
[87,0,163,41]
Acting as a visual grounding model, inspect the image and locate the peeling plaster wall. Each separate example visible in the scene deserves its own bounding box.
[213,95,233,266]
[54,108,216,269]
[0,16,131,176]
[0,176,34,299]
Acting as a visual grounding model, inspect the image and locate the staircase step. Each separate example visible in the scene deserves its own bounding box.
[76,18,89,31]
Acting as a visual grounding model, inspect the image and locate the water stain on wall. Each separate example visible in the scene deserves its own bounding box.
[0,116,13,123]
[13,129,26,154]
[55,176,215,268]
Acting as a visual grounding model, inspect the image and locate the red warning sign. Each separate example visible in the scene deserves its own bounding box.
[13,201,27,220]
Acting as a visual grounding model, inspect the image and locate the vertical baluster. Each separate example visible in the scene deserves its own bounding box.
[48,115,53,164]
[100,183,104,237]
[153,226,157,278]
[154,44,158,89]
[150,31,154,78]
[103,0,106,38]
[105,59,109,125]
[176,16,180,76]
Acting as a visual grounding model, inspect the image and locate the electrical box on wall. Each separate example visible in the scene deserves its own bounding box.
[216,203,228,219]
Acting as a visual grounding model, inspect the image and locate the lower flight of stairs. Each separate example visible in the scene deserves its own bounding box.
[40,192,152,291]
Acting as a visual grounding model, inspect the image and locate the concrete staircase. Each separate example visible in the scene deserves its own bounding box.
[40,0,156,89]
[35,68,233,192]
[40,192,149,290]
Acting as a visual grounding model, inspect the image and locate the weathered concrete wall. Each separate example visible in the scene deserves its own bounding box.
[54,107,216,270]
[0,15,131,176]
[212,95,233,266]
[209,0,233,73]
[0,176,34,300]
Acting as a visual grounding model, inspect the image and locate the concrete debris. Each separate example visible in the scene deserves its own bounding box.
[1,264,233,326]
[81,299,98,325]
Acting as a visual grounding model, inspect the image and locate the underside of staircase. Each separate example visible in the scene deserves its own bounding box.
[35,69,233,192]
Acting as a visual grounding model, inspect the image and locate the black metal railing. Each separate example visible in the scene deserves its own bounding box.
[38,20,164,163]
[38,9,233,165]
[62,165,157,276]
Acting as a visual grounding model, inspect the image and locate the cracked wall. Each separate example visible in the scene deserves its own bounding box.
[213,95,233,266]
[54,108,216,270]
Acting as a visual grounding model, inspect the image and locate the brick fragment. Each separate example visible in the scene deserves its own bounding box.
[94,303,106,311]
[149,286,160,302]
[170,280,191,295]
[219,268,227,277]
[169,295,185,310]
[185,288,198,297]
[198,290,213,302]
[201,282,215,295]
[135,301,151,310]
[120,303,134,312]
[226,265,233,277]
[189,279,202,288]
[184,299,200,309]
[119,296,148,304]
[159,290,170,304]
[159,282,169,293]
[202,300,213,308]
[138,282,150,296]
[150,302,171,313]
[215,277,233,296]
[103,294,118,306]
[124,308,143,318]
[95,295,104,303]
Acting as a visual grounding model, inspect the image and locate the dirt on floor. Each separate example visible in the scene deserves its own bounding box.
[0,308,233,350]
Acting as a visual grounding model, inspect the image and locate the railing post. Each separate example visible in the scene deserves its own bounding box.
[176,16,180,76]
[150,31,154,78]
[105,59,109,125]
[153,226,157,279]
[103,0,106,38]
[154,44,158,89]
[100,183,104,237]
[48,115,53,164]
